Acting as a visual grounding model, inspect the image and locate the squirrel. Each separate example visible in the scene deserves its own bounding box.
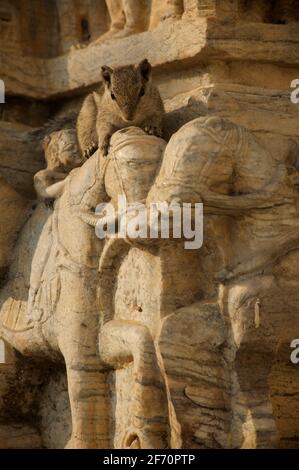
[76,58,165,158]
[34,128,86,204]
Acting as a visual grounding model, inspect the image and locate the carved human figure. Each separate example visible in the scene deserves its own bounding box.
[29,129,86,324]
[34,129,85,203]
[0,130,108,448]
[97,0,150,42]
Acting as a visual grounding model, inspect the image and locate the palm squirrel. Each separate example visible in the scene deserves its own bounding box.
[77,58,165,158]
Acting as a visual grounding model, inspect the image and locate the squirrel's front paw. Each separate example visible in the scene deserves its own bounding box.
[100,136,111,156]
[83,142,98,159]
[143,125,163,138]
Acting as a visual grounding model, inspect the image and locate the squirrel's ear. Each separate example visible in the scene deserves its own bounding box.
[101,65,113,85]
[42,134,51,150]
[138,59,152,81]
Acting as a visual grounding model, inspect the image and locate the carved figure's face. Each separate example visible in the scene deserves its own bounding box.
[43,130,86,171]
[101,59,152,122]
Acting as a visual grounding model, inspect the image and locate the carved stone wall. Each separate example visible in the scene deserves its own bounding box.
[0,0,299,449]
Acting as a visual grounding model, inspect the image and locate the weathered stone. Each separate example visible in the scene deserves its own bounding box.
[0,424,41,449]
[0,0,299,450]
[2,19,299,99]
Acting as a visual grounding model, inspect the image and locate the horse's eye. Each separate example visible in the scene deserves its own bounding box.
[139,87,145,98]
[111,93,116,100]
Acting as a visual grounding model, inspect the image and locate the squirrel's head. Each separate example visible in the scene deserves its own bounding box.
[101,59,152,122]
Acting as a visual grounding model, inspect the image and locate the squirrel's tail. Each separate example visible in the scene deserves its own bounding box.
[28,112,77,141]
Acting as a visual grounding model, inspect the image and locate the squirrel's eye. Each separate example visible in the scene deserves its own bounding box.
[111,93,116,100]
[139,87,145,98]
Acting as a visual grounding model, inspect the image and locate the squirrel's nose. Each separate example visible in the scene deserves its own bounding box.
[124,109,135,121]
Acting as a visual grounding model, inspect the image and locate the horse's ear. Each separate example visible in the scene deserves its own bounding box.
[138,59,152,82]
[101,65,113,86]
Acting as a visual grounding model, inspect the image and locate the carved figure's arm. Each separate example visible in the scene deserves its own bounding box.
[34,170,67,201]
[43,179,67,199]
